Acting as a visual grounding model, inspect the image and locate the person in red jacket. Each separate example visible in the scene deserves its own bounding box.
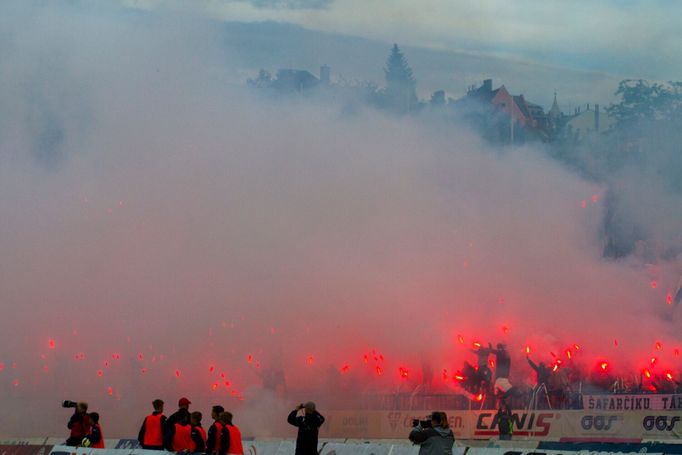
[205,405,224,455]
[66,402,91,446]
[138,399,167,450]
[190,411,207,453]
[85,412,105,448]
[166,412,192,452]
[221,412,244,455]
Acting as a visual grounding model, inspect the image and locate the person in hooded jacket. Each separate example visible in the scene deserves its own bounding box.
[409,411,454,455]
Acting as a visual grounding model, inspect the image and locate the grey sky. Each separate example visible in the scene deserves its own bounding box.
[125,0,682,81]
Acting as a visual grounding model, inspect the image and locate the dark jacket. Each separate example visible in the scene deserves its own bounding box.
[205,422,222,454]
[167,408,191,428]
[497,408,513,436]
[527,358,550,386]
[409,426,454,455]
[287,409,325,455]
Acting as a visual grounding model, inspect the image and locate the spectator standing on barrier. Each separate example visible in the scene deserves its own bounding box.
[191,411,207,453]
[496,404,513,441]
[166,411,193,452]
[219,412,244,455]
[287,402,325,455]
[205,405,225,455]
[138,399,167,450]
[85,412,105,448]
[65,402,91,446]
[491,344,513,400]
[408,411,454,455]
[168,397,192,427]
[527,355,551,409]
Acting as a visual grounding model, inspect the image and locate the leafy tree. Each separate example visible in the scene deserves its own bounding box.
[247,69,273,88]
[607,79,682,128]
[383,44,418,113]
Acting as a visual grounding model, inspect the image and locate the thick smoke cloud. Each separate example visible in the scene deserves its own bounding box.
[0,0,680,439]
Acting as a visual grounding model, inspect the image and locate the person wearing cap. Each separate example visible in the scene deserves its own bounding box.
[287,402,325,455]
[168,397,192,428]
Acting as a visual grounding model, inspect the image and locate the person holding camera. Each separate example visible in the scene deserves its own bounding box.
[408,412,454,455]
[287,402,325,455]
[64,401,91,447]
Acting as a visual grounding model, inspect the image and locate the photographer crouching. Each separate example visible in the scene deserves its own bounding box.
[408,412,454,455]
[63,401,90,446]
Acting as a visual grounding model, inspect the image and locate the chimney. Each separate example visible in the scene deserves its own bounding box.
[320,65,330,85]
[595,104,600,132]
[483,79,492,92]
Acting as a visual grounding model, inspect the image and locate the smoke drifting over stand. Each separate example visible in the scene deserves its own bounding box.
[0,1,680,439]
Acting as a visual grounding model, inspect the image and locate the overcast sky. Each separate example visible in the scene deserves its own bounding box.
[124,0,682,81]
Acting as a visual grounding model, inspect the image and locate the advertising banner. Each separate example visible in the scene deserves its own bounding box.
[583,394,682,411]
[319,410,682,441]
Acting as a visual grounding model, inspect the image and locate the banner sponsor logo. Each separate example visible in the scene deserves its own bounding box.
[474,412,555,437]
[580,415,622,431]
[642,415,681,432]
[584,394,682,411]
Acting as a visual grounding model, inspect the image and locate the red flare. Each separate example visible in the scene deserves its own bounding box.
[472,341,481,349]
[501,326,509,335]
[591,194,599,203]
[138,352,144,361]
[363,354,369,363]
[306,355,315,365]
[489,359,495,368]
[0,363,4,371]
[43,365,49,372]
[651,356,658,366]
[552,364,559,372]
[107,387,113,396]
[104,361,109,368]
[644,369,652,379]
[141,367,147,375]
[211,383,218,391]
[247,354,253,363]
[566,349,572,359]
[675,349,680,357]
[209,365,215,373]
[340,365,350,374]
[175,369,181,377]
[375,366,383,376]
[651,281,657,289]
[666,372,674,381]
[474,393,483,401]
[573,343,581,351]
[12,379,19,386]
[525,345,531,354]
[48,339,56,349]
[97,370,103,377]
[668,293,674,305]
[454,374,465,381]
[398,367,409,378]
[655,342,662,350]
[457,335,465,345]
[600,362,609,371]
